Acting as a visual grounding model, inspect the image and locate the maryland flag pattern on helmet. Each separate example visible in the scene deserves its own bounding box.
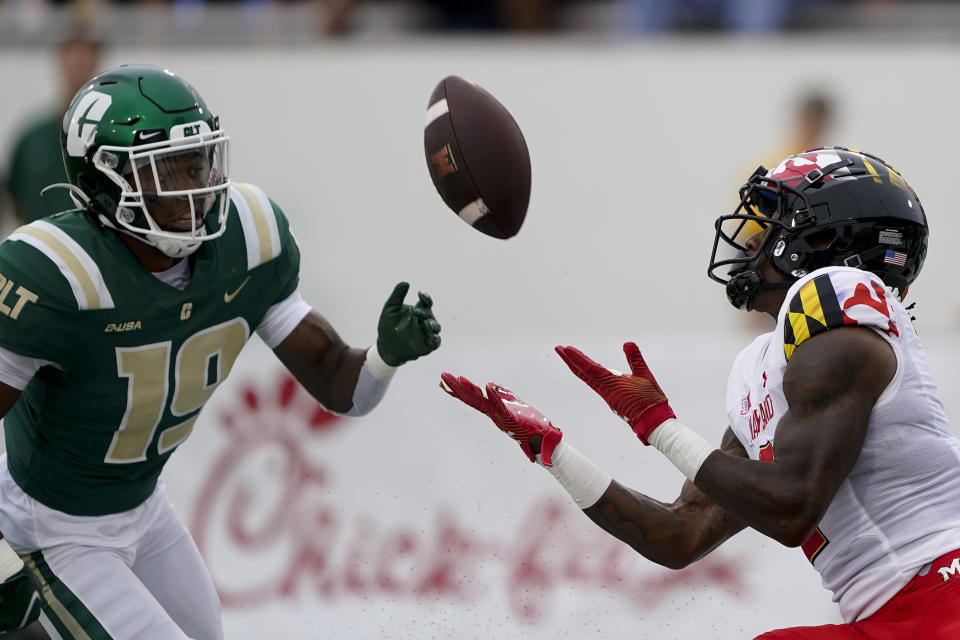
[783,268,900,361]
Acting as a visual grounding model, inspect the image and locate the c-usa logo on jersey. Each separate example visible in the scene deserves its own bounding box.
[65,90,112,157]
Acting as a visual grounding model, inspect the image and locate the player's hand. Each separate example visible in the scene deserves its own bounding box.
[0,565,41,632]
[376,282,441,366]
[555,342,675,445]
[440,373,563,466]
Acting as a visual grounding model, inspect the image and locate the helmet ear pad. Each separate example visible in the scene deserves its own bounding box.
[767,224,842,279]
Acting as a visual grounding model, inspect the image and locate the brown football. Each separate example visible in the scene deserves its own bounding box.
[424,75,531,239]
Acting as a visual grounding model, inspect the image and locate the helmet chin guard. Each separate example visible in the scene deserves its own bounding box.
[726,268,763,311]
[151,230,206,258]
[99,208,210,258]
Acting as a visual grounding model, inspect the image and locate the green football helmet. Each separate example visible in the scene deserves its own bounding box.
[61,64,230,258]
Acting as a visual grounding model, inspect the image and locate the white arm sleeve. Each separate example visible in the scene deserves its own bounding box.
[0,346,52,390]
[256,289,312,348]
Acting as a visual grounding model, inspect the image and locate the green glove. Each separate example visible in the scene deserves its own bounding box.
[376,282,442,366]
[0,566,42,632]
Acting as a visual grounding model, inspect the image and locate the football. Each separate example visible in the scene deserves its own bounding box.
[423,75,531,239]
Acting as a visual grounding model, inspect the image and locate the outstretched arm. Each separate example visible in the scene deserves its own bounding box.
[274,282,441,414]
[443,325,894,570]
[273,309,366,413]
[440,374,746,570]
[558,327,895,548]
[584,427,748,569]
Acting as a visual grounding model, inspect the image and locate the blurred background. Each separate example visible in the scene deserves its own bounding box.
[1,2,959,639]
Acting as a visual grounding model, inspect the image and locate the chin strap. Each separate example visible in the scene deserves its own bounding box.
[40,183,90,209]
[758,280,794,292]
[45,183,208,259]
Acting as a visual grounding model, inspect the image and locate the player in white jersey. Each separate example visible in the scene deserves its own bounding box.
[441,147,960,638]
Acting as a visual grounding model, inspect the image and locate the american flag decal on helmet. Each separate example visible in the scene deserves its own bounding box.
[883,249,907,266]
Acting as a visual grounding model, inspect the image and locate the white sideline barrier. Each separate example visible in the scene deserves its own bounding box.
[1,40,959,335]
[1,39,959,638]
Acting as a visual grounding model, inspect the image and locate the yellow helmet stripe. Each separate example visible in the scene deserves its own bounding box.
[861,157,883,184]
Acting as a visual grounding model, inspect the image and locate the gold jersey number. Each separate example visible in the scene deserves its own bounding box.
[105,318,248,463]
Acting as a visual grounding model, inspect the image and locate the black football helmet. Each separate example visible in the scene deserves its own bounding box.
[708,147,928,310]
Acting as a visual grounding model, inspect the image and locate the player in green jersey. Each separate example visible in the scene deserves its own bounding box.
[0,65,441,639]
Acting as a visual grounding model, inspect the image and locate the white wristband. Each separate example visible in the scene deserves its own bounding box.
[366,344,397,380]
[343,346,396,417]
[0,538,23,581]
[648,418,715,482]
[542,440,613,509]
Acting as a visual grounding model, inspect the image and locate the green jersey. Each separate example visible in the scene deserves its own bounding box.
[0,182,300,515]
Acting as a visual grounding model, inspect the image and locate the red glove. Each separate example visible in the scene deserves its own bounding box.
[555,342,675,445]
[440,373,563,466]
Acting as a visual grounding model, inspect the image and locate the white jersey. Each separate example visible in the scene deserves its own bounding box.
[725,266,960,622]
